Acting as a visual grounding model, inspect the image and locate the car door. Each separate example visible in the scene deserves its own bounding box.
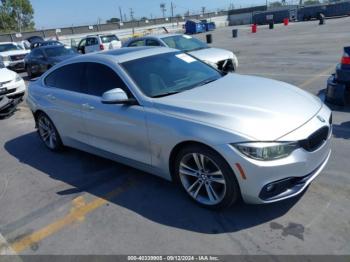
[29,49,46,75]
[85,37,98,53]
[77,39,86,54]
[43,63,87,144]
[79,62,151,165]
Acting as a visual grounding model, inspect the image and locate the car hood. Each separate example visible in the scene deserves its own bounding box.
[0,68,16,82]
[188,47,234,64]
[153,74,322,141]
[0,50,29,57]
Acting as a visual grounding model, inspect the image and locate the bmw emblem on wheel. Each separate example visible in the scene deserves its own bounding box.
[317,115,326,123]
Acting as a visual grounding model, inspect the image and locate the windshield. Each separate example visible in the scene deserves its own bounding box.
[122,52,222,98]
[44,46,77,57]
[101,35,119,43]
[162,35,209,52]
[0,43,22,52]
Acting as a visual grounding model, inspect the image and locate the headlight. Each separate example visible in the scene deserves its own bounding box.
[0,56,10,62]
[203,60,218,69]
[15,74,22,82]
[233,142,299,161]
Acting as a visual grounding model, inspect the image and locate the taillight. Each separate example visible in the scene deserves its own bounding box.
[341,54,350,65]
[99,44,104,50]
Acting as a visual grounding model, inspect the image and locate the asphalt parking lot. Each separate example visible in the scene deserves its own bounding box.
[0,17,349,256]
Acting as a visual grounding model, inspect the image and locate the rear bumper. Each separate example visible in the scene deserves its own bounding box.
[326,74,349,106]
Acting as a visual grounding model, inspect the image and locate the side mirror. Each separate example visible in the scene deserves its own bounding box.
[101,88,137,105]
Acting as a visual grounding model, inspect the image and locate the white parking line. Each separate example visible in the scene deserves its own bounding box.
[0,232,16,255]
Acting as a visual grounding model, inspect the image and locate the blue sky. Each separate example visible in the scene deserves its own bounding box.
[31,0,268,29]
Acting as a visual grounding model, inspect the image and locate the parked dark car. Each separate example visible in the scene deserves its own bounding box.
[30,40,63,50]
[326,47,350,106]
[26,36,44,44]
[24,45,79,78]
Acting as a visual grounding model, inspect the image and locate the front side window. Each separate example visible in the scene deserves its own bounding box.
[45,63,84,92]
[78,39,86,47]
[161,35,208,52]
[128,40,145,47]
[31,49,44,58]
[122,52,222,98]
[85,63,128,97]
[146,39,161,47]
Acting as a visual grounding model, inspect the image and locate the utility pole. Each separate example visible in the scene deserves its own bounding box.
[171,2,174,18]
[160,3,166,18]
[17,8,22,32]
[130,8,134,21]
[201,6,206,16]
[119,6,123,22]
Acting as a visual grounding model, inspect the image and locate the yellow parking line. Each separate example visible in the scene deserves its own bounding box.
[299,65,334,88]
[10,179,135,253]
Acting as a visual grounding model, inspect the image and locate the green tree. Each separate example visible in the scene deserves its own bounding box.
[106,17,120,23]
[304,0,321,4]
[269,1,283,7]
[0,0,35,33]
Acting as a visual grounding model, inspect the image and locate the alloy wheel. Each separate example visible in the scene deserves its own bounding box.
[179,153,227,206]
[38,115,58,149]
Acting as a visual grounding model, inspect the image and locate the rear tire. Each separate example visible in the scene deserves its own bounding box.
[174,145,240,209]
[36,112,63,151]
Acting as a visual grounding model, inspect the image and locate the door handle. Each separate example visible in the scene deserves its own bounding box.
[82,103,95,110]
[46,94,56,101]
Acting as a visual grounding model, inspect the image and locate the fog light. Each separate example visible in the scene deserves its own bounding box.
[266,184,275,192]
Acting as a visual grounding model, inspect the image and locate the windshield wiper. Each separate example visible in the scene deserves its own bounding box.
[152,91,180,98]
[195,77,219,87]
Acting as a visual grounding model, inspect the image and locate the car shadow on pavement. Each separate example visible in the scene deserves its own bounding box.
[317,89,350,113]
[5,132,301,234]
[332,121,350,139]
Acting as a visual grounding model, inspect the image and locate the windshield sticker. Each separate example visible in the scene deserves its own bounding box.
[176,53,196,63]
[182,35,192,39]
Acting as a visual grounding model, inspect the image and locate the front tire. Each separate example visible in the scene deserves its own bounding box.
[26,65,32,79]
[174,145,240,209]
[36,113,63,151]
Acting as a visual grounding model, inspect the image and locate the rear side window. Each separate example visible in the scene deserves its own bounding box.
[45,63,84,92]
[86,38,98,46]
[85,63,128,97]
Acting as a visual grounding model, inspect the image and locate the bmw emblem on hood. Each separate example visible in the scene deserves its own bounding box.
[317,115,326,123]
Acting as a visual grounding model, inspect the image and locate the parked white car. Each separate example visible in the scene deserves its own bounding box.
[77,34,122,54]
[0,62,25,98]
[0,42,30,71]
[124,34,239,72]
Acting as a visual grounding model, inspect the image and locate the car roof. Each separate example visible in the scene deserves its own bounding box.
[67,47,178,64]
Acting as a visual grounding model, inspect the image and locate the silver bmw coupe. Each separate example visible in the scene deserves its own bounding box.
[27,47,332,209]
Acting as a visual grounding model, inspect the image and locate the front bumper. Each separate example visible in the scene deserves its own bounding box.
[215,105,332,204]
[4,60,25,71]
[2,79,26,99]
